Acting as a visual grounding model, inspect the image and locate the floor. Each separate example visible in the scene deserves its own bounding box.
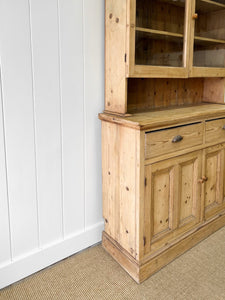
[0,227,225,300]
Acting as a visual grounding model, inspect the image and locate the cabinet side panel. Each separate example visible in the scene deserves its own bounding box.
[203,78,225,104]
[101,121,138,257]
[102,121,120,241]
[119,126,138,257]
[105,0,127,114]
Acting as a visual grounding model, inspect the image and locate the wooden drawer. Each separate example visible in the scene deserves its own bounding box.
[145,123,203,159]
[206,118,225,144]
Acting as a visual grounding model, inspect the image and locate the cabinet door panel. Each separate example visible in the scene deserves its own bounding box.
[179,162,197,225]
[144,151,202,256]
[152,170,173,237]
[190,0,225,76]
[204,145,225,219]
[128,0,190,77]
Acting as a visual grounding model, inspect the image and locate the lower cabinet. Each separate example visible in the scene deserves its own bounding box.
[143,145,225,256]
[144,151,202,255]
[204,144,225,220]
[101,119,225,283]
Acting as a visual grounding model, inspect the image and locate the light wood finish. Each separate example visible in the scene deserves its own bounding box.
[203,78,225,104]
[101,121,141,258]
[190,67,225,77]
[126,0,136,77]
[101,111,225,282]
[195,36,225,45]
[130,65,188,78]
[105,0,127,114]
[127,78,205,112]
[128,0,190,78]
[99,104,225,130]
[127,78,225,113]
[102,212,225,283]
[145,123,203,159]
[191,0,225,73]
[196,0,225,13]
[144,151,202,255]
[204,144,225,220]
[104,0,225,87]
[206,118,225,144]
[135,27,183,41]
[102,0,225,283]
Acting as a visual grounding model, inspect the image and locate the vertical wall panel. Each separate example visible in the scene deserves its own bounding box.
[0,67,11,265]
[0,0,105,287]
[83,0,104,228]
[29,0,63,245]
[58,0,85,236]
[0,0,39,258]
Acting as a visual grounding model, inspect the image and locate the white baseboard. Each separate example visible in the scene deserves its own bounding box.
[0,221,104,289]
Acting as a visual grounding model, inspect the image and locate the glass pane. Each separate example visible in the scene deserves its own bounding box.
[193,0,225,67]
[135,31,184,67]
[135,0,185,67]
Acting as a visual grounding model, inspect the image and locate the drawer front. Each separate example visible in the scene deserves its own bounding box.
[206,118,225,144]
[145,123,203,159]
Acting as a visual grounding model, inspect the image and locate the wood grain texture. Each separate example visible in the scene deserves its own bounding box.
[145,123,203,159]
[101,121,141,258]
[102,121,120,241]
[127,78,204,113]
[103,213,225,283]
[206,118,225,144]
[144,151,202,256]
[101,0,225,284]
[101,111,225,281]
[204,144,225,220]
[99,104,225,130]
[203,78,225,104]
[105,0,127,113]
[196,0,225,13]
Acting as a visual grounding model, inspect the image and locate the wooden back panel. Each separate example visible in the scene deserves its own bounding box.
[127,78,225,113]
[127,78,204,112]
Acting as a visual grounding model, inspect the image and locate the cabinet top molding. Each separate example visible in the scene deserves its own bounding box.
[99,104,225,130]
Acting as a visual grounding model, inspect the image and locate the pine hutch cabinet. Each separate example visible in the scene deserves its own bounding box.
[99,0,225,283]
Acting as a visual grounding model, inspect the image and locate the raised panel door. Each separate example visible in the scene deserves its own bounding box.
[204,144,225,219]
[143,151,202,256]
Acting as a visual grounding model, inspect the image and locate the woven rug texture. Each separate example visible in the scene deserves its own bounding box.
[0,227,225,300]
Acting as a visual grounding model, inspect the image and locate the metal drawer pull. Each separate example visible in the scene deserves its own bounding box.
[172,135,183,143]
[222,125,225,130]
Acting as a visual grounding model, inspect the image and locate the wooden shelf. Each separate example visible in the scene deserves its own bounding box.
[194,35,225,45]
[196,0,225,13]
[136,27,183,42]
[159,0,185,8]
[99,104,225,130]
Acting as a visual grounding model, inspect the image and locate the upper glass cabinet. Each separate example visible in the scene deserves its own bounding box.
[128,0,189,78]
[127,0,225,78]
[191,0,225,76]
[135,0,185,67]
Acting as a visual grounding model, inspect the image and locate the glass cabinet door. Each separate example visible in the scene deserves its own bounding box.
[135,0,185,67]
[130,0,189,77]
[191,0,225,76]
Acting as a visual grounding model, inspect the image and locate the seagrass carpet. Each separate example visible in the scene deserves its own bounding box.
[1,227,225,300]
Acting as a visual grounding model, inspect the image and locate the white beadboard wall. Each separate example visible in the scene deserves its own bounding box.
[0,0,104,288]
